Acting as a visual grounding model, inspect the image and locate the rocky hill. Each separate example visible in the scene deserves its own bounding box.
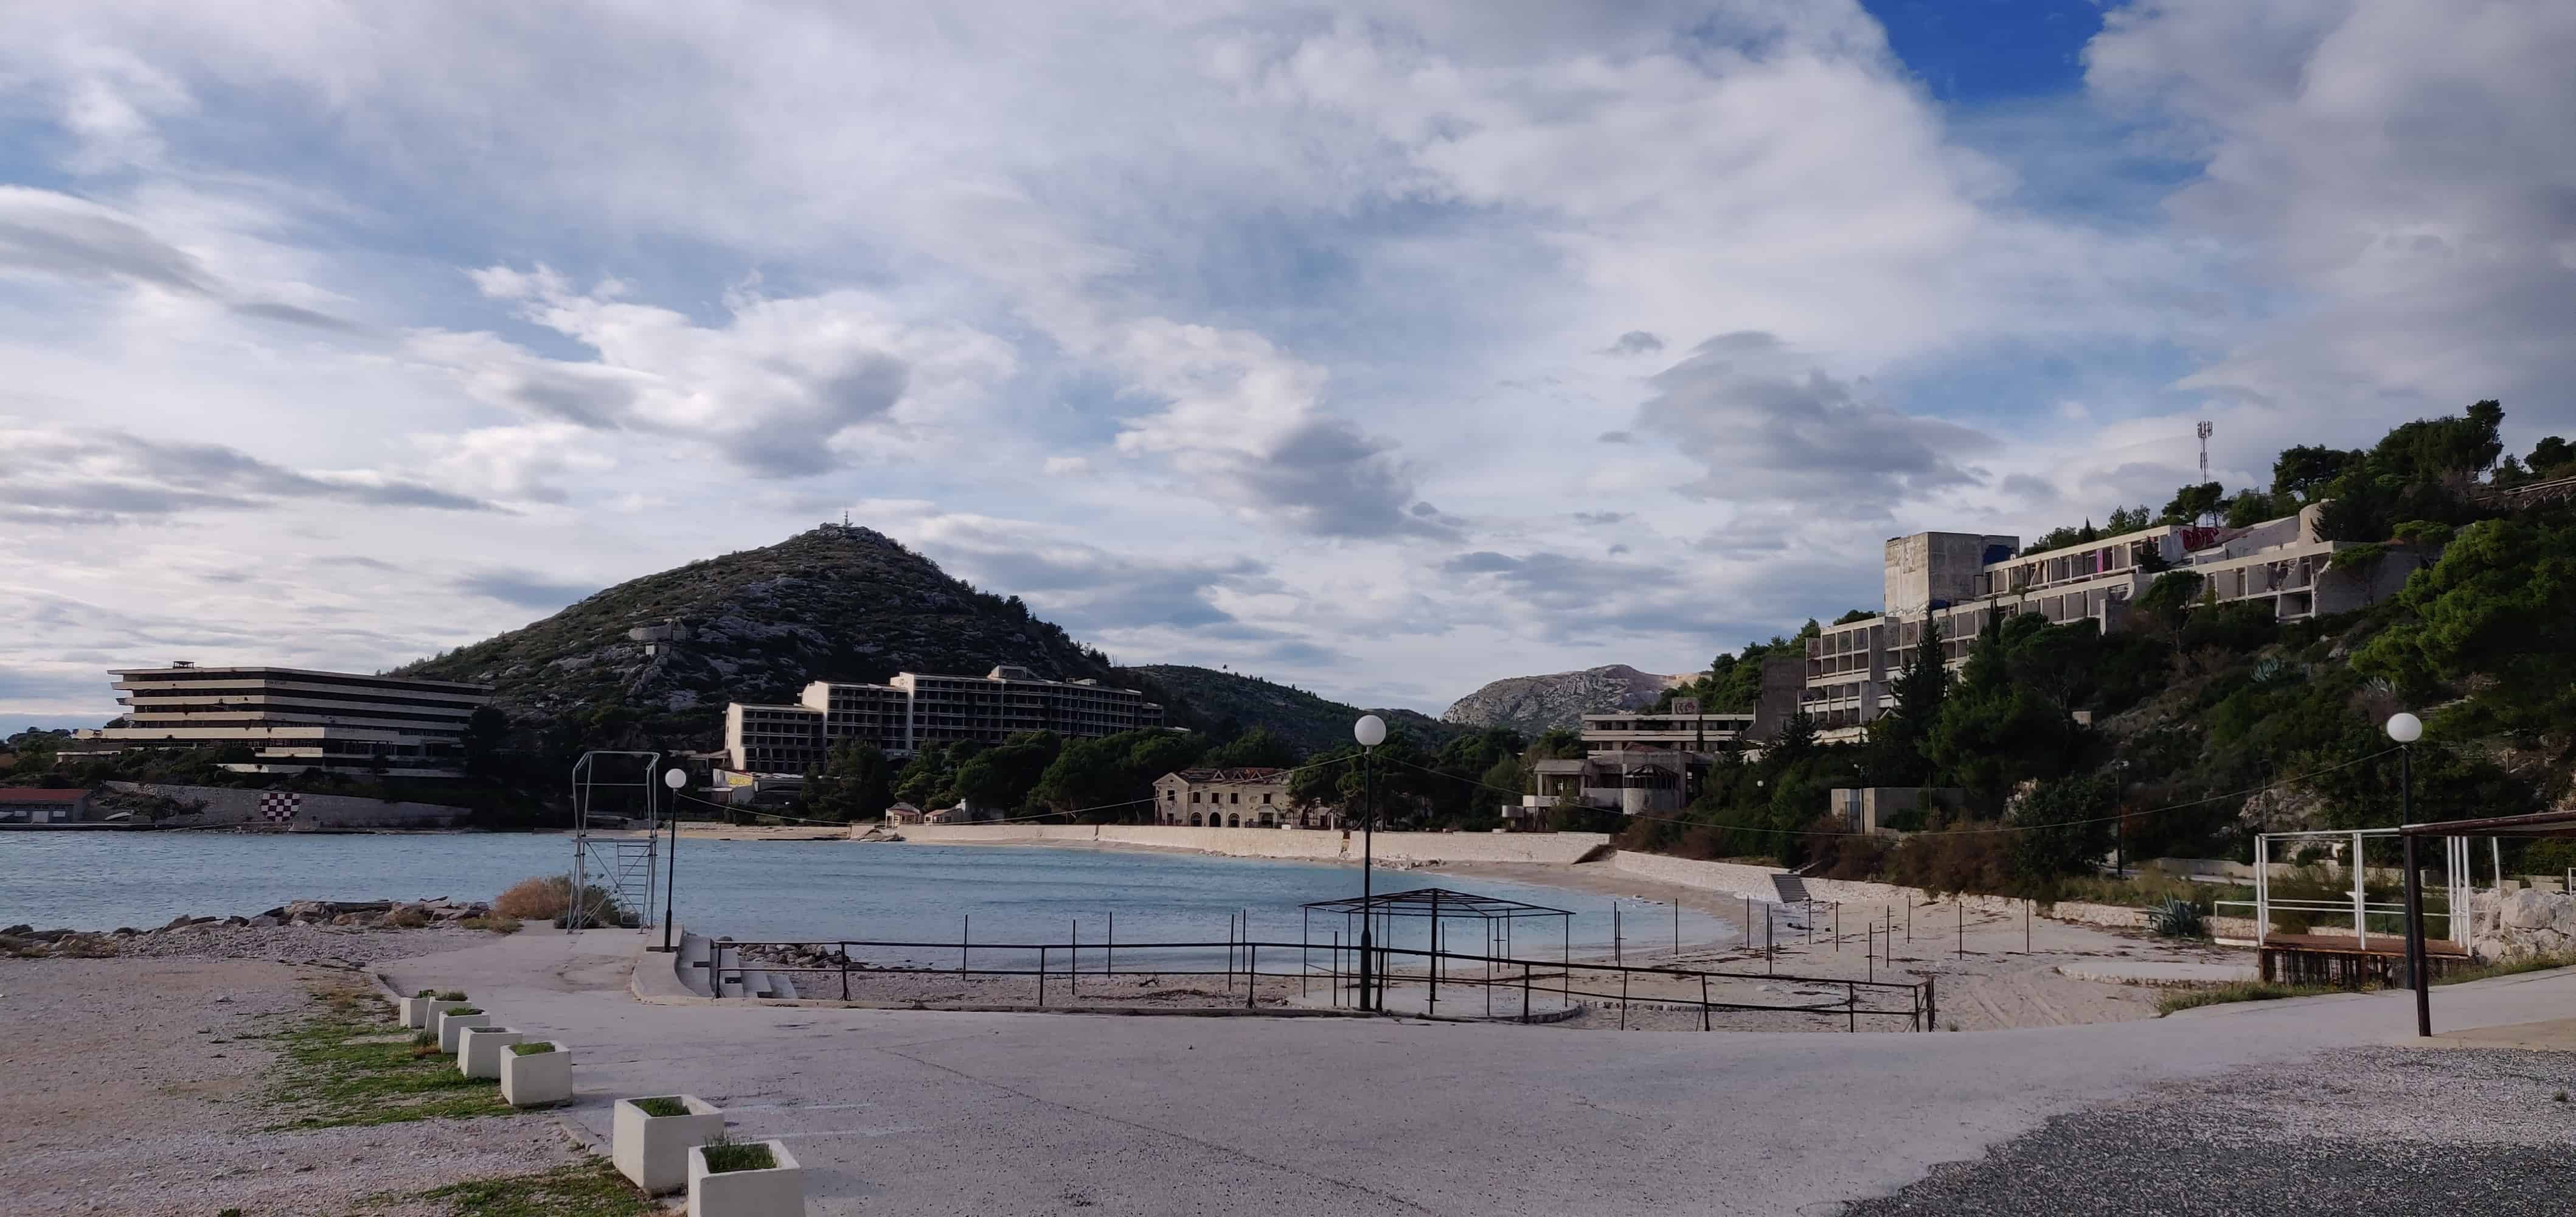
[397,525,1120,724]
[1440,664,1682,734]
[1125,665,1464,755]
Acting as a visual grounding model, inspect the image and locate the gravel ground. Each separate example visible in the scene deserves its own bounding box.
[1844,1045,2576,1215]
[0,957,585,1216]
[106,921,506,968]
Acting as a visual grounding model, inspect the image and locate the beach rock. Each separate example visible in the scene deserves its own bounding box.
[2,924,31,936]
[248,915,280,929]
[223,916,249,927]
[165,915,196,929]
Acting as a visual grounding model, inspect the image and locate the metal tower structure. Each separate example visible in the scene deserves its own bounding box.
[568,750,664,931]
[2198,420,2214,481]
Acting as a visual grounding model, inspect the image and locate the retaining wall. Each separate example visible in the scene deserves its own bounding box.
[890,823,1610,865]
[102,782,470,829]
[1606,851,2257,937]
[2467,887,2576,960]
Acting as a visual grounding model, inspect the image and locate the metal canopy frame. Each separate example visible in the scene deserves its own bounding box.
[1301,887,1575,1013]
[2239,828,2473,952]
[569,750,663,932]
[2398,809,2576,1037]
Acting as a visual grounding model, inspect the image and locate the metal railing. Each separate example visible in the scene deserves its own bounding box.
[694,936,1934,1032]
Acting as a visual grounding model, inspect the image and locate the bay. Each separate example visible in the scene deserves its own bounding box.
[0,834,1728,963]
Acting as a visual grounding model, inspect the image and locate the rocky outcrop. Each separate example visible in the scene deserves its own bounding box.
[2468,887,2576,960]
[1440,664,1682,734]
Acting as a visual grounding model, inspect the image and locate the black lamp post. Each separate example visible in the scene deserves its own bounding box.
[1353,714,1385,1011]
[661,766,688,953]
[2387,712,2426,1036]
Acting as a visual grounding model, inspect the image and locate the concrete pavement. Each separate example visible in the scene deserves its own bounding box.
[381,927,2576,1216]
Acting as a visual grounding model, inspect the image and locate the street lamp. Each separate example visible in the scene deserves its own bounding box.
[2387,712,2427,1037]
[1353,714,1386,1011]
[660,767,689,954]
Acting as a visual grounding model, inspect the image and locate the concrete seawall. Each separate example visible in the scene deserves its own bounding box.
[102,781,470,830]
[890,823,1611,865]
[1608,851,2257,936]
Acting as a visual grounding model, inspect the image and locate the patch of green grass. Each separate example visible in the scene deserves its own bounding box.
[415,988,437,998]
[2433,951,2576,986]
[630,1097,688,1118]
[437,990,468,1001]
[696,1135,776,1174]
[2156,980,2339,1015]
[509,1041,556,1056]
[446,1006,484,1016]
[413,1156,654,1217]
[261,982,512,1129]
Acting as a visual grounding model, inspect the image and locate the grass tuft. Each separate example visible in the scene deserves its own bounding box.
[630,1096,689,1118]
[2433,951,2576,986]
[510,1041,557,1056]
[461,915,524,935]
[415,988,437,999]
[696,1135,776,1174]
[446,1006,483,1016]
[437,990,468,1001]
[2156,980,2338,1015]
[414,1156,654,1217]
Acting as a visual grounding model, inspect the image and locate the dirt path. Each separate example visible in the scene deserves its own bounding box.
[0,958,585,1216]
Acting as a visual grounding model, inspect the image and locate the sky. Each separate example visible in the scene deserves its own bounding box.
[6,1,2575,731]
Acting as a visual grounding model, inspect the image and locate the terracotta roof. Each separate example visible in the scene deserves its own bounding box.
[0,788,89,803]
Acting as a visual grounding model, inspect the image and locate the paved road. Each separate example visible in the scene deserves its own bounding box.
[383,930,2576,1216]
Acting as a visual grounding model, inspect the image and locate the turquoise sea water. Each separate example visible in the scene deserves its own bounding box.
[0,834,1727,961]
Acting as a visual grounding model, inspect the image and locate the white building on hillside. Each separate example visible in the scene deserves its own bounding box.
[62,663,493,779]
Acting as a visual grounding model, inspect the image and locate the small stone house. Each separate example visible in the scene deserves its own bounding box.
[884,802,926,825]
[1154,767,1338,829]
[0,788,93,823]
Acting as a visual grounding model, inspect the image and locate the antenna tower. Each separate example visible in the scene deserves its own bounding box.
[2197,420,2213,482]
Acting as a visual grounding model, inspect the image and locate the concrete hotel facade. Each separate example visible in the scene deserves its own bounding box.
[723,666,1164,772]
[1804,504,2424,731]
[64,664,494,778]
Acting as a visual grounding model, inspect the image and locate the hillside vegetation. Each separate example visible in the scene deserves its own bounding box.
[1125,664,1460,755]
[1616,401,2576,896]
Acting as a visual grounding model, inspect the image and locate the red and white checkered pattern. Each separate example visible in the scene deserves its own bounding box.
[259,792,301,823]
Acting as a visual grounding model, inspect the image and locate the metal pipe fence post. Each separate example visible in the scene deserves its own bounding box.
[1613,903,1622,965]
[1867,926,1875,983]
[1833,903,1840,951]
[1743,898,1752,950]
[1957,904,1965,960]
[2024,900,2031,955]
[1926,974,1937,1030]
[1247,943,1257,1008]
[1619,968,1630,1030]
[1700,973,1711,1031]
[1107,912,1114,975]
[1673,899,1680,956]
[1765,907,1774,974]
[1071,921,1078,999]
[961,915,970,975]
[1522,961,1533,1023]
[841,946,851,1000]
[1038,944,1047,1006]
[1847,982,1856,1033]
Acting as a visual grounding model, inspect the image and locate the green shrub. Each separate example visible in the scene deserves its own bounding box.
[414,988,436,999]
[631,1097,689,1118]
[510,1042,558,1056]
[437,990,467,1001]
[2147,898,2207,938]
[448,1006,482,1016]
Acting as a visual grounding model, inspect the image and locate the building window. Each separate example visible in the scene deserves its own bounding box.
[1227,814,1240,828]
[1190,791,1201,803]
[1261,793,1272,804]
[1230,792,1240,804]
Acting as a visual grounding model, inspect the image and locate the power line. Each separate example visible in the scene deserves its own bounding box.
[679,750,1366,828]
[1377,746,2406,840]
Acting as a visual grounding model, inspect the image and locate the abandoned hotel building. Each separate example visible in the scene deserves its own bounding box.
[723,666,1165,773]
[1526,502,2422,821]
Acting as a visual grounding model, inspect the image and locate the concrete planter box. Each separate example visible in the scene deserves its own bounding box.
[688,1140,803,1217]
[456,1026,524,1078]
[436,1010,491,1052]
[499,1042,572,1108]
[400,996,435,1027]
[614,1095,725,1195]
[418,998,469,1030]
